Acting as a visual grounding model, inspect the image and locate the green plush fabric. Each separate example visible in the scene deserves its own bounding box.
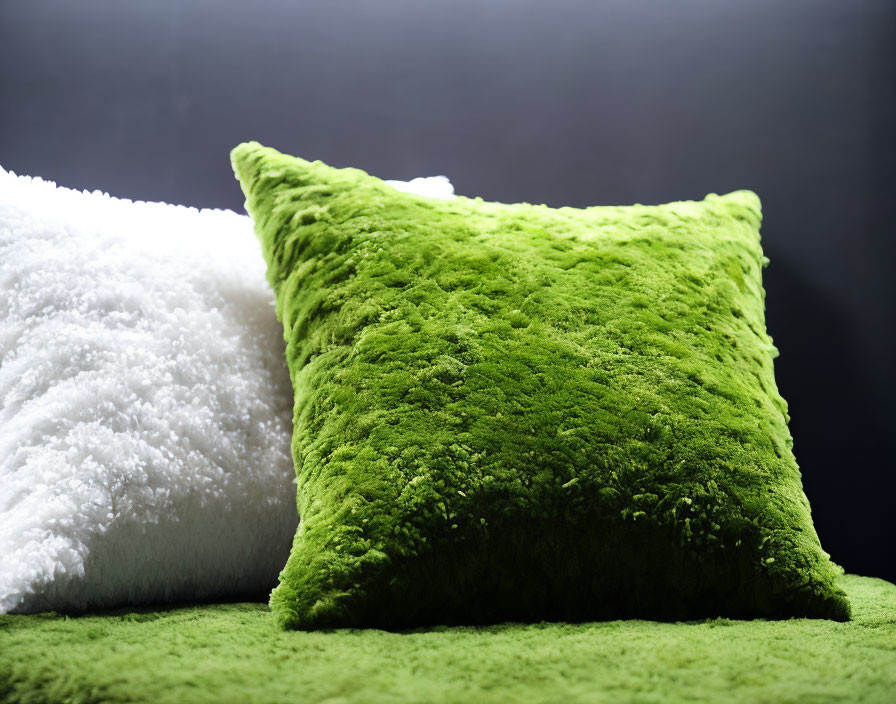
[0,575,893,704]
[232,142,848,630]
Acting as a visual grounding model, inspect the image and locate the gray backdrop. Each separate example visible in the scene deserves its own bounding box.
[2,0,893,582]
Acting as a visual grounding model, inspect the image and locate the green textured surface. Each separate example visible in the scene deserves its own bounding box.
[232,142,848,630]
[1,575,893,704]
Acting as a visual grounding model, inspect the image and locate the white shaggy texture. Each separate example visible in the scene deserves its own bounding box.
[0,166,452,614]
[385,175,455,199]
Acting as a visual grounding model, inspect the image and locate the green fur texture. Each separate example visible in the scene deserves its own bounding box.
[1,575,893,704]
[232,142,849,630]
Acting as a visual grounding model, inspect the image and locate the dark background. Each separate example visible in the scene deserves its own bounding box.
[2,1,893,582]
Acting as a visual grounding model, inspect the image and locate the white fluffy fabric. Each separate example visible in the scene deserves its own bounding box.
[385,175,455,199]
[0,167,452,613]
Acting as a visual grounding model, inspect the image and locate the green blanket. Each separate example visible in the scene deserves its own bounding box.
[2,575,894,703]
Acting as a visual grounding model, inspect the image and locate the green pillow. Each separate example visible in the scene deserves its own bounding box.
[232,142,850,630]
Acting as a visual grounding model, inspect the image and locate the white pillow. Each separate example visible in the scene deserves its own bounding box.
[0,167,454,613]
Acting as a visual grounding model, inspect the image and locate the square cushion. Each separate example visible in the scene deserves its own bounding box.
[232,142,850,629]
[0,166,447,613]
